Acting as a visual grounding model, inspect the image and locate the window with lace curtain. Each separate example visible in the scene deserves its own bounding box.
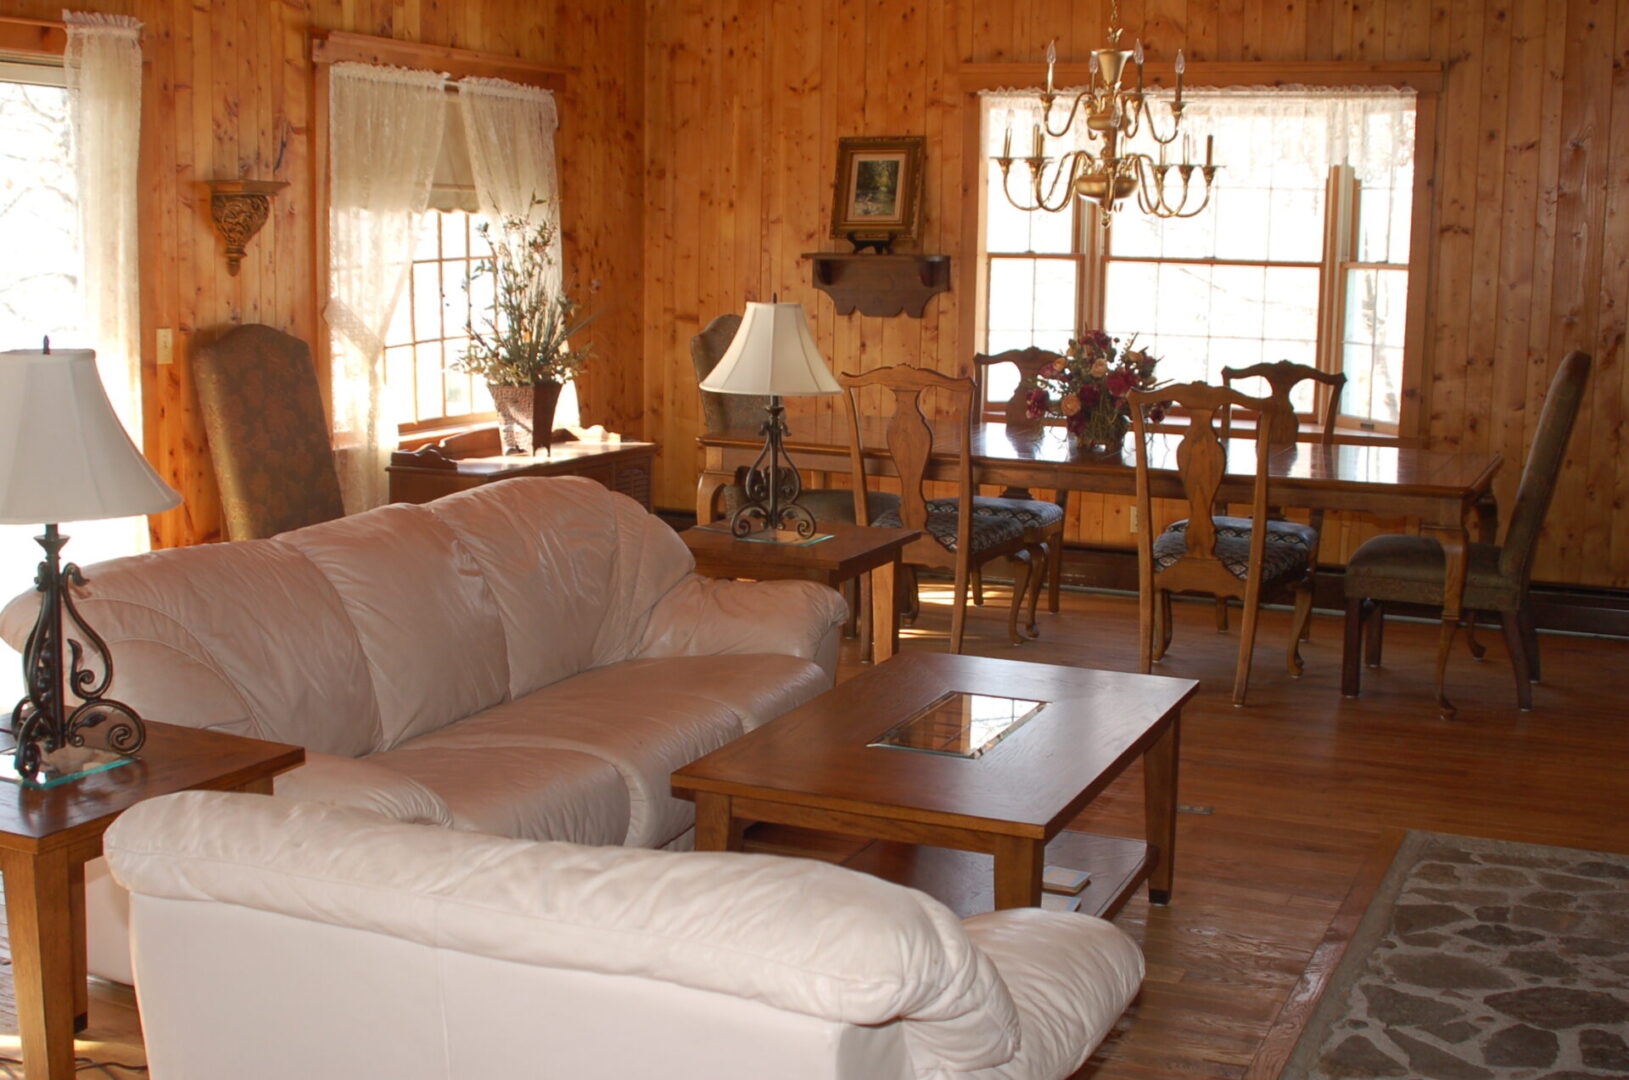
[981,87,1417,432]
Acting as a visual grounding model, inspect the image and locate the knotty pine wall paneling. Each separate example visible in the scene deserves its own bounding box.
[0,0,643,548]
[641,0,1629,589]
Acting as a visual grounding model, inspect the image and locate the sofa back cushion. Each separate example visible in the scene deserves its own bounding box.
[275,504,510,752]
[0,540,383,757]
[426,478,696,699]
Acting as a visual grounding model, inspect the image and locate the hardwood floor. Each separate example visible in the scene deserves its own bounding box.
[0,581,1622,1078]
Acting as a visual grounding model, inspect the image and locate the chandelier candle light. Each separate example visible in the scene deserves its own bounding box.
[699,300,842,539]
[0,344,182,785]
[996,5,1217,224]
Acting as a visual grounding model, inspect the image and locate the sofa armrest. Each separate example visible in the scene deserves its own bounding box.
[273,752,454,827]
[635,575,847,667]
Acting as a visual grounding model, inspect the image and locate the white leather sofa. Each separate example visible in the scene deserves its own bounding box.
[1,477,848,981]
[107,791,1145,1080]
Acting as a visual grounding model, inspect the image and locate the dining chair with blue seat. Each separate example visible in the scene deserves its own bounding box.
[841,364,1044,652]
[1130,382,1318,706]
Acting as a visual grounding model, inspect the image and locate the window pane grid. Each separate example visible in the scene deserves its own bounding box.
[385,211,497,430]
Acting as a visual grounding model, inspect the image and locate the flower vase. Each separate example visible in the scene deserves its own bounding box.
[1067,414,1130,457]
[491,379,563,456]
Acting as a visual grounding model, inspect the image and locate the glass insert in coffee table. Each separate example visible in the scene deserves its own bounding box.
[868,691,1048,759]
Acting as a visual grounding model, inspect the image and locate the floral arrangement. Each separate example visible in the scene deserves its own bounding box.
[1024,330,1163,446]
[455,208,597,388]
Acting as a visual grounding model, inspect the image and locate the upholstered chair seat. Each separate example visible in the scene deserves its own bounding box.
[930,495,1066,531]
[874,506,1026,554]
[1153,523,1316,584]
[1345,537,1514,610]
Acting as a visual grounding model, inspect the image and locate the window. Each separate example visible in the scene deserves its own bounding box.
[0,62,82,704]
[981,88,1417,430]
[383,209,497,435]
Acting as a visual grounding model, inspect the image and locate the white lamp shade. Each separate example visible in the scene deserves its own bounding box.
[0,349,182,525]
[698,301,842,396]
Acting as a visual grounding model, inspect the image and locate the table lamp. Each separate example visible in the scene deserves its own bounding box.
[0,344,182,785]
[699,300,841,538]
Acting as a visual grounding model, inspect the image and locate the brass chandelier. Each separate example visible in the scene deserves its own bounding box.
[995,4,1218,226]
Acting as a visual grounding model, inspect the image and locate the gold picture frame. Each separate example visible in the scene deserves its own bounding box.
[830,135,925,242]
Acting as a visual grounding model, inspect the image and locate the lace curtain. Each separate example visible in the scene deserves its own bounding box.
[457,77,578,428]
[326,62,447,513]
[64,12,145,537]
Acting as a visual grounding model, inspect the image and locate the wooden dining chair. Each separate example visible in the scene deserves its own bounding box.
[1130,382,1317,706]
[1211,360,1347,632]
[841,364,1044,653]
[1342,350,1591,710]
[969,347,1069,619]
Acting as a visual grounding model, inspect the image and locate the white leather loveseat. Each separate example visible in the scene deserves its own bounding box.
[107,791,1145,1080]
[1,477,848,980]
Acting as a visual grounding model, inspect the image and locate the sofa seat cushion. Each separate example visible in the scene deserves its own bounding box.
[375,656,800,849]
[364,745,631,846]
[584,654,831,733]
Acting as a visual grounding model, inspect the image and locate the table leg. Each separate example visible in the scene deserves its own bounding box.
[692,792,743,852]
[992,835,1045,910]
[1425,524,1469,719]
[870,557,900,664]
[69,869,86,1031]
[1,847,80,1079]
[1144,713,1180,905]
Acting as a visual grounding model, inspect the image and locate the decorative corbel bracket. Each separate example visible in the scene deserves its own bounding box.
[203,179,288,275]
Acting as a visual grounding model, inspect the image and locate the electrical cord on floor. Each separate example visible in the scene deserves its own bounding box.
[0,1056,147,1077]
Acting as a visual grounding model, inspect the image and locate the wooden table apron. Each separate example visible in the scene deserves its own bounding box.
[699,420,1503,715]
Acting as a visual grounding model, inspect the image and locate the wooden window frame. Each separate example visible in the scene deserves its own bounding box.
[960,60,1442,445]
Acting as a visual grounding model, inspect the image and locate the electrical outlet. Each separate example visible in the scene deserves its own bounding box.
[156,328,174,366]
[1129,505,1139,533]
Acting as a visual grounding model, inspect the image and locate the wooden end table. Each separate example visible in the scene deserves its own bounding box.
[0,722,304,1079]
[679,523,920,664]
[672,652,1196,916]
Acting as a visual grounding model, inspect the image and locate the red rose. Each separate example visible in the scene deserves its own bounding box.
[1025,388,1050,419]
[1105,368,1136,397]
[1078,385,1101,410]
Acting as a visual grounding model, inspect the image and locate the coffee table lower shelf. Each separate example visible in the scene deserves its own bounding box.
[744,823,1155,921]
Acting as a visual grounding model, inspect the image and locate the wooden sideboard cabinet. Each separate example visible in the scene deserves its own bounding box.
[388,427,658,509]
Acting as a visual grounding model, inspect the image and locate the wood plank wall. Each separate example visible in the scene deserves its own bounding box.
[0,0,643,548]
[642,0,1629,589]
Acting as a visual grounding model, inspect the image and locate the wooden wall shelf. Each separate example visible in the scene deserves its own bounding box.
[803,253,951,318]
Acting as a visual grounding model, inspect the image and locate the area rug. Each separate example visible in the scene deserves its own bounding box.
[1281,831,1629,1079]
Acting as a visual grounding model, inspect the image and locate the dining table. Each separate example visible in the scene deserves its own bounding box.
[697,417,1503,717]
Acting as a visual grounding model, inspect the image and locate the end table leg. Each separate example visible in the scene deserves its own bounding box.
[992,835,1045,910]
[1144,713,1180,905]
[70,869,87,1031]
[2,848,81,1078]
[870,557,900,663]
[693,792,742,852]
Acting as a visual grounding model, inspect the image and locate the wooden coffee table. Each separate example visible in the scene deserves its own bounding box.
[0,721,304,1079]
[680,523,919,663]
[672,652,1196,915]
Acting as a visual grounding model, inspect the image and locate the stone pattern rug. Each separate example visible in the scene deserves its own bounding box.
[1282,831,1629,1079]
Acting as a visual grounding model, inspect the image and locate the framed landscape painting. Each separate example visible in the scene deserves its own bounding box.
[830,135,925,241]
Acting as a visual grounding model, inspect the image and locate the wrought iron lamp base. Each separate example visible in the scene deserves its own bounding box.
[727,396,820,539]
[6,525,147,785]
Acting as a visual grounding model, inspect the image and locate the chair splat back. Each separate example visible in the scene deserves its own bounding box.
[1221,360,1346,448]
[841,365,974,538]
[973,346,1064,428]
